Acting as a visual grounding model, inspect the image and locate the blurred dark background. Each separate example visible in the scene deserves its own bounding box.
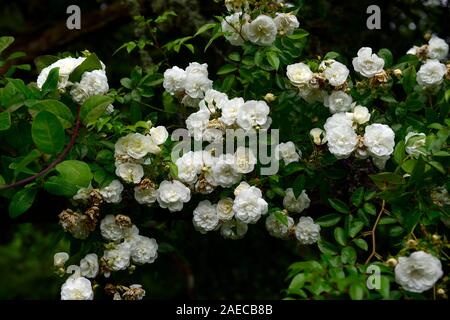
[0,0,448,299]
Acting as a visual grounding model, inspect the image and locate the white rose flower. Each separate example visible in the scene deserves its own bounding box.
[60,276,94,300]
[242,15,277,46]
[80,253,99,278]
[265,214,294,239]
[416,59,446,88]
[37,57,85,90]
[309,128,327,145]
[364,123,395,158]
[324,91,353,114]
[274,12,299,36]
[407,46,419,56]
[321,60,349,87]
[325,125,358,159]
[217,197,235,221]
[184,63,213,99]
[193,200,220,234]
[352,47,385,77]
[186,110,210,140]
[103,243,131,271]
[100,214,134,242]
[236,100,270,131]
[234,147,256,174]
[220,219,248,239]
[283,188,311,214]
[211,154,242,188]
[99,180,123,204]
[149,126,169,145]
[234,181,251,196]
[221,13,248,46]
[115,163,144,184]
[54,252,69,267]
[129,235,158,264]
[405,132,427,157]
[134,184,157,205]
[200,89,229,114]
[128,133,159,159]
[220,97,245,126]
[347,105,371,125]
[275,141,301,165]
[233,185,268,224]
[395,251,443,293]
[295,216,320,245]
[176,151,206,185]
[73,185,93,201]
[70,70,109,104]
[428,35,449,60]
[163,66,186,95]
[156,180,191,212]
[324,112,354,132]
[286,62,313,87]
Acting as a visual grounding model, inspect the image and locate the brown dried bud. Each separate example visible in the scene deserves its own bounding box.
[370,70,389,87]
[139,178,156,190]
[104,283,117,296]
[89,189,103,206]
[207,119,226,132]
[115,214,132,228]
[446,63,450,80]
[59,209,92,239]
[122,285,146,300]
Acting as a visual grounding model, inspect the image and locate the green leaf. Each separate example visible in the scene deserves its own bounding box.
[0,36,14,54]
[194,23,217,37]
[329,198,350,214]
[217,64,237,75]
[8,187,37,218]
[31,111,65,154]
[334,227,348,246]
[353,239,368,251]
[377,48,393,68]
[408,156,425,186]
[401,159,416,174]
[56,160,93,188]
[341,246,357,265]
[316,213,342,227]
[364,203,377,215]
[369,172,404,190]
[287,29,309,40]
[318,240,338,255]
[41,67,60,94]
[267,52,280,70]
[393,141,405,165]
[43,176,78,197]
[288,273,306,291]
[349,220,365,238]
[351,187,364,207]
[34,55,58,72]
[349,283,364,300]
[69,53,103,83]
[9,149,40,177]
[30,100,74,128]
[428,161,445,174]
[0,111,11,131]
[402,66,416,94]
[80,95,114,126]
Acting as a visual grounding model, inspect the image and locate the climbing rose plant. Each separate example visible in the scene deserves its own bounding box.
[0,0,449,300]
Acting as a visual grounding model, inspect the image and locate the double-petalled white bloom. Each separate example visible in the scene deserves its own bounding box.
[220,219,248,239]
[363,124,395,158]
[236,100,270,130]
[37,57,85,90]
[275,142,301,165]
[54,252,70,267]
[221,13,248,46]
[193,200,220,234]
[129,234,158,264]
[200,89,229,114]
[242,15,277,46]
[395,251,443,293]
[428,35,449,61]
[184,62,213,99]
[70,69,109,104]
[220,97,245,126]
[176,151,205,185]
[99,180,123,204]
[211,154,242,188]
[347,105,371,125]
[134,184,157,205]
[217,197,235,221]
[103,243,131,271]
[286,62,313,87]
[163,66,186,95]
[416,59,446,88]
[149,126,169,146]
[100,215,133,242]
[283,188,311,214]
[60,275,94,300]
[80,253,99,278]
[324,91,353,113]
[265,214,294,239]
[352,47,385,77]
[324,113,358,159]
[320,59,349,87]
[274,12,299,36]
[295,216,320,245]
[115,133,159,160]
[186,110,210,140]
[156,180,191,212]
[234,147,256,174]
[115,163,144,184]
[233,185,268,224]
[405,132,427,157]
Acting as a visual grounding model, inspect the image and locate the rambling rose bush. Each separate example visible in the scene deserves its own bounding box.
[0,0,448,300]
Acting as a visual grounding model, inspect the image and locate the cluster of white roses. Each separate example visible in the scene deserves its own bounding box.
[286,58,351,107]
[56,214,158,300]
[394,251,443,293]
[114,125,169,185]
[163,62,213,107]
[74,179,124,204]
[315,108,395,169]
[192,181,268,238]
[265,188,320,245]
[407,35,449,62]
[37,56,110,105]
[222,0,299,47]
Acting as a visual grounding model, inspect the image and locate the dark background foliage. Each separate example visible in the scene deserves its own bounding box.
[0,0,448,299]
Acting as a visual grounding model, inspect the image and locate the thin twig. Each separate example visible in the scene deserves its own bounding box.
[0,106,81,191]
[365,200,386,265]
